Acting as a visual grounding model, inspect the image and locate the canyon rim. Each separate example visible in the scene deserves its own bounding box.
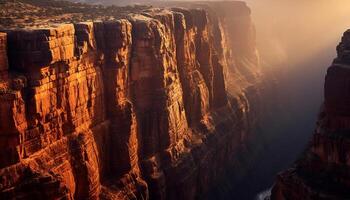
[0,1,265,199]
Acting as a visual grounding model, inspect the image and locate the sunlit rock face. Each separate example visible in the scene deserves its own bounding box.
[271,30,350,200]
[0,2,262,199]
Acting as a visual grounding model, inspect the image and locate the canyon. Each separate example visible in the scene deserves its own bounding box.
[0,1,264,199]
[3,1,350,199]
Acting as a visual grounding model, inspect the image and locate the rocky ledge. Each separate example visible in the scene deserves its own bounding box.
[0,1,262,199]
[271,30,350,200]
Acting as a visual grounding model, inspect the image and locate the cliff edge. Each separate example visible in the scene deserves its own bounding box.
[0,1,262,199]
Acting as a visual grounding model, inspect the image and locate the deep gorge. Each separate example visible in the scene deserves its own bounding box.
[1,0,350,199]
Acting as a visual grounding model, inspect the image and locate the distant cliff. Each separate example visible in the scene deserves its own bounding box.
[0,1,263,199]
[271,30,350,200]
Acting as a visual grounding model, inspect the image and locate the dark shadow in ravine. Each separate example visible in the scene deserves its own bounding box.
[209,0,350,199]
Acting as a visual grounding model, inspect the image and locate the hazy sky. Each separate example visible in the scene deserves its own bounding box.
[243,0,350,68]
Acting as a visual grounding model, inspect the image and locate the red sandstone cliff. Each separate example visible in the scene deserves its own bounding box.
[271,30,350,200]
[0,2,262,199]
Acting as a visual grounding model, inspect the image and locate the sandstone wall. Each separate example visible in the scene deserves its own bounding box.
[271,30,350,200]
[0,2,262,200]
[0,33,8,72]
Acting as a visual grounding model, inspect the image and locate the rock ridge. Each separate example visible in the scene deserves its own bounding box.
[0,1,262,199]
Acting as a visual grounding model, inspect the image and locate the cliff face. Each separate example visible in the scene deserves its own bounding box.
[0,2,262,200]
[271,30,350,200]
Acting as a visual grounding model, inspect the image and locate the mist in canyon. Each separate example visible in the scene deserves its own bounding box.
[226,0,350,199]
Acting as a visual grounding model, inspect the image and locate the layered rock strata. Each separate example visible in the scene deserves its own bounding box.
[271,30,350,200]
[0,2,261,199]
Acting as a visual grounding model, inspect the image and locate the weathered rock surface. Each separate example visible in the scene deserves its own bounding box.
[0,1,262,199]
[0,33,8,72]
[271,30,350,200]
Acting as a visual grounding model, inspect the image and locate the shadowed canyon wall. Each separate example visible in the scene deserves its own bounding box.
[222,1,350,199]
[0,2,263,199]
